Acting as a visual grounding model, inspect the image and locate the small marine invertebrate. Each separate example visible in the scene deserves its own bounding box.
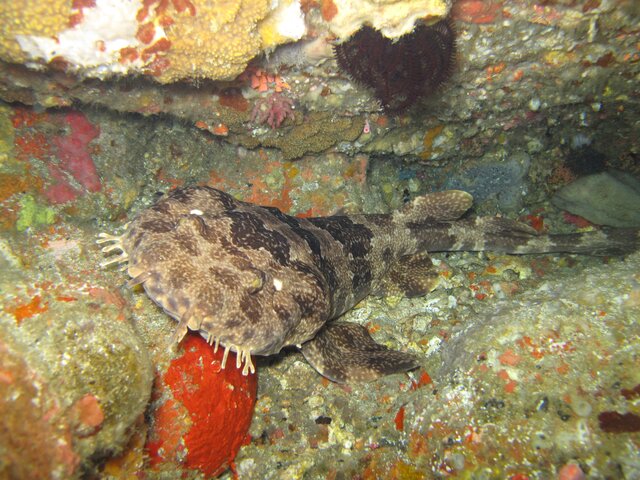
[250,92,295,129]
[244,67,290,92]
[334,19,456,112]
[195,120,229,136]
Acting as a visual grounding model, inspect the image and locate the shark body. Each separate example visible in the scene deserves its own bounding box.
[98,186,639,382]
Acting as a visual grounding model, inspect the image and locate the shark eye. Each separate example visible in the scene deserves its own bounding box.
[246,269,266,294]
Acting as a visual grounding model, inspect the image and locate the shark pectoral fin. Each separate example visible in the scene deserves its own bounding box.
[399,190,473,222]
[300,322,419,383]
[379,253,440,298]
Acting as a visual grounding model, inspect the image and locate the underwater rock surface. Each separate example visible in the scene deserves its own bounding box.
[0,0,639,476]
[1,97,639,478]
[442,151,531,213]
[0,239,153,478]
[552,171,640,227]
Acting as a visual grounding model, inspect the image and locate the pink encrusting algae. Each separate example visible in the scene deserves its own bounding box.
[47,111,101,203]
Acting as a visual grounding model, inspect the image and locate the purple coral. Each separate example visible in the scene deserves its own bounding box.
[250,93,295,129]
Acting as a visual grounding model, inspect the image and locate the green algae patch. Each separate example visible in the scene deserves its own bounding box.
[16,194,56,231]
[258,112,364,161]
[0,104,14,163]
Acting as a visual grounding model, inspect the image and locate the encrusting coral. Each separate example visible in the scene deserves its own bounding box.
[156,0,273,82]
[0,0,305,83]
[0,0,452,84]
[0,0,71,64]
[259,111,364,160]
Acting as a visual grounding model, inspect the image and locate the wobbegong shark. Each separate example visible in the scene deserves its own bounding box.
[98,186,639,383]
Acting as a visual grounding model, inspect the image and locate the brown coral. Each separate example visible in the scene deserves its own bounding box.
[259,111,364,160]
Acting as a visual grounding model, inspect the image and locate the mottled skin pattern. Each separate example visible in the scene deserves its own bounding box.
[98,186,639,383]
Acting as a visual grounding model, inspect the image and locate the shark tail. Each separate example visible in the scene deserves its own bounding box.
[413,217,640,257]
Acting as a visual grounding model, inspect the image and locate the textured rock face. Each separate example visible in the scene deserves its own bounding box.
[0,0,639,478]
[0,298,154,478]
[552,171,640,227]
[0,0,636,183]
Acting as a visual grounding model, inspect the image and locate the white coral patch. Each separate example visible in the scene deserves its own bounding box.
[16,0,149,76]
[270,0,306,41]
[330,0,450,41]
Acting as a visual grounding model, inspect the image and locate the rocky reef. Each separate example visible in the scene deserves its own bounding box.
[0,0,639,478]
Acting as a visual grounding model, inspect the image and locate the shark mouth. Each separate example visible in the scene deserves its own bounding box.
[97,231,256,376]
[204,332,255,376]
[165,299,257,377]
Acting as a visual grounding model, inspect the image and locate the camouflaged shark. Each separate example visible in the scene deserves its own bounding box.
[98,186,639,383]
